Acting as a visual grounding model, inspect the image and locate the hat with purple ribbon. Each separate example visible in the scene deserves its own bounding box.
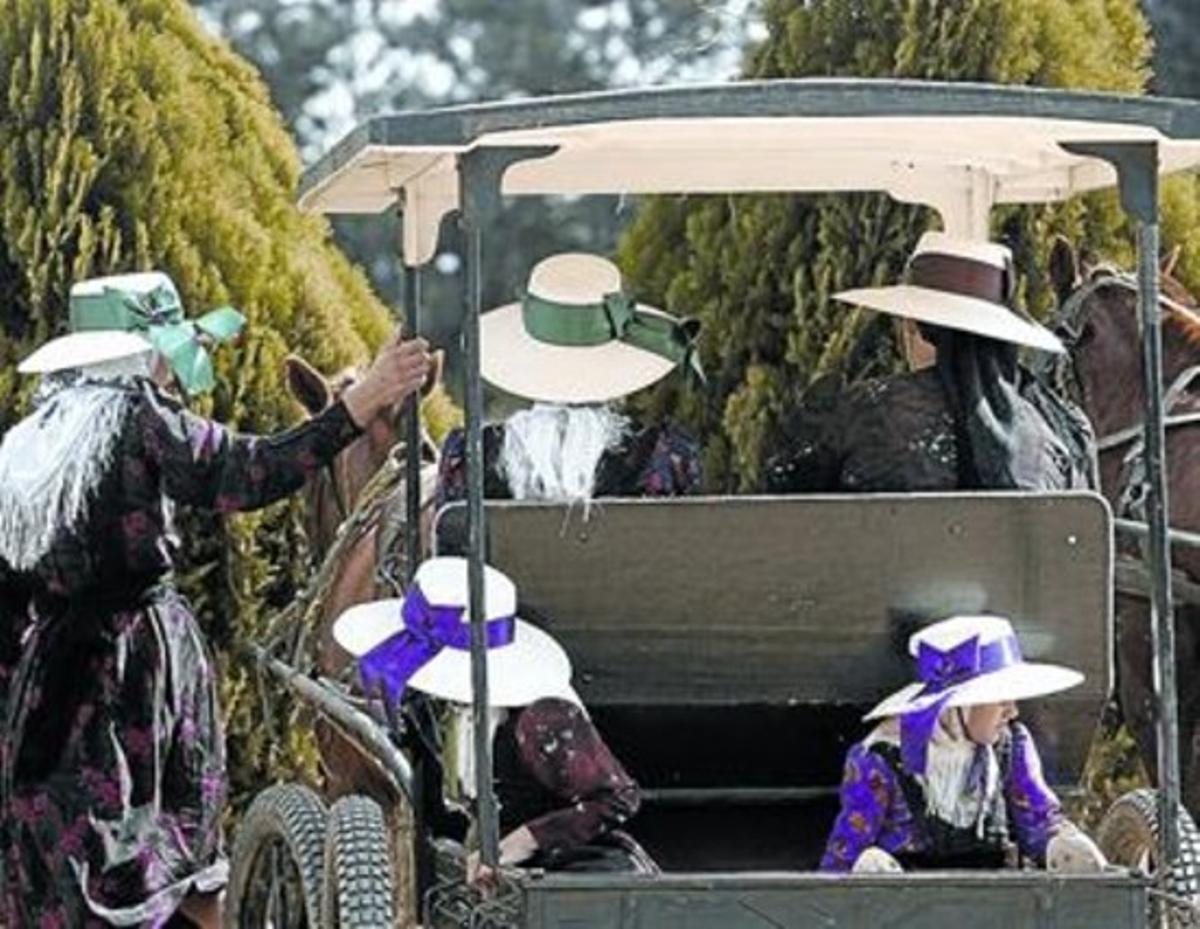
[863,615,1083,775]
[331,557,577,708]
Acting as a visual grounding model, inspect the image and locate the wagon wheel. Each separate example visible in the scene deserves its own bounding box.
[1097,788,1200,921]
[226,783,327,927]
[322,794,397,928]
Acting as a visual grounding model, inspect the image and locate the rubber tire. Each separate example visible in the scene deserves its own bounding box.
[322,794,397,928]
[226,783,328,928]
[1097,788,1200,901]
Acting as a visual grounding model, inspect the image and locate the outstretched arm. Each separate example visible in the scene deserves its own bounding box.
[140,335,430,512]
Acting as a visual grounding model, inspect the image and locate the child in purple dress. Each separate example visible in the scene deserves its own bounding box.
[821,615,1106,873]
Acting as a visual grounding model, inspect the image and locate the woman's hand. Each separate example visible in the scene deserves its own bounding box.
[342,333,431,428]
[466,826,540,889]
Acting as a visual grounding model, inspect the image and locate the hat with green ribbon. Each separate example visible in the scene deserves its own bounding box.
[59,272,245,395]
[479,253,702,404]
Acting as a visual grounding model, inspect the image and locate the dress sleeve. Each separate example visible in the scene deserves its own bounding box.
[135,384,361,513]
[639,424,702,496]
[0,560,31,717]
[1004,722,1064,864]
[763,378,843,493]
[819,744,895,872]
[435,428,468,509]
[513,698,641,860]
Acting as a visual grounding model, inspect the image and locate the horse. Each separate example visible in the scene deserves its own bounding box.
[283,353,444,801]
[1047,238,1200,813]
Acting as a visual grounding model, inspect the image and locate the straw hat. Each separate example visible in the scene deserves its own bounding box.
[480,252,701,404]
[835,233,1064,353]
[18,331,152,375]
[864,615,1082,722]
[333,557,578,708]
[19,272,244,395]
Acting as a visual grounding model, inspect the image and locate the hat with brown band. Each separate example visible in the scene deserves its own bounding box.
[834,232,1064,354]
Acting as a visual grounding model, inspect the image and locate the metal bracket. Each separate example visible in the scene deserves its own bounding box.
[1061,141,1159,225]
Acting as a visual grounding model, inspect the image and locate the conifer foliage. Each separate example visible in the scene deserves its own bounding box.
[0,0,400,805]
[618,0,1159,492]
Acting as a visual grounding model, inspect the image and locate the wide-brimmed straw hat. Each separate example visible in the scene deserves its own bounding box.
[19,272,244,395]
[865,615,1082,774]
[332,557,578,708]
[480,252,702,404]
[834,232,1064,353]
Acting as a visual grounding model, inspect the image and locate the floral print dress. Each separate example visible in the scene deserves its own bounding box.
[0,380,360,927]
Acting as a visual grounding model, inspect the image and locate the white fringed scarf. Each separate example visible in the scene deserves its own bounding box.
[0,359,149,571]
[500,404,628,506]
[869,710,1001,836]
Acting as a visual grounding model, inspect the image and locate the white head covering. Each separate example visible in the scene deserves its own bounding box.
[333,557,580,708]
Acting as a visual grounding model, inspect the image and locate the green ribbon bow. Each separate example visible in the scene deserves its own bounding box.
[521,290,704,386]
[70,282,245,395]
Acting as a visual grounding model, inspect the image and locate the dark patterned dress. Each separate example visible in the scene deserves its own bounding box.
[820,723,1063,872]
[496,697,652,871]
[0,380,360,927]
[764,366,1095,493]
[436,421,701,509]
[766,370,959,493]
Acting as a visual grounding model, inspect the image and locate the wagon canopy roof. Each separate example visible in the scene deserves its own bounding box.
[298,78,1200,265]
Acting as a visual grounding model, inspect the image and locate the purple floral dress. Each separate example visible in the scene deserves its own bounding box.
[820,723,1063,872]
[0,380,360,927]
[435,421,701,509]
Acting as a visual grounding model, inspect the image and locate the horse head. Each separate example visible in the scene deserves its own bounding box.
[1046,236,1200,448]
[285,350,444,559]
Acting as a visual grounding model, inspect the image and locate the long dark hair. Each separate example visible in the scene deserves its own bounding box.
[921,325,1094,490]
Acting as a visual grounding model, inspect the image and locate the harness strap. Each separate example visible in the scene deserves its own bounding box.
[1096,364,1200,452]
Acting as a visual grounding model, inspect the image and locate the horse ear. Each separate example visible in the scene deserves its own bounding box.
[1048,235,1080,308]
[285,354,331,415]
[421,349,445,398]
[1162,243,1182,278]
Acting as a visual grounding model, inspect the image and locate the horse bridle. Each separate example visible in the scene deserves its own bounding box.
[1046,271,1200,452]
[1045,270,1200,524]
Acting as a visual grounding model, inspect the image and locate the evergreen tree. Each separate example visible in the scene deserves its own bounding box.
[193,0,757,382]
[1145,0,1200,99]
[0,0,409,805]
[618,0,1162,492]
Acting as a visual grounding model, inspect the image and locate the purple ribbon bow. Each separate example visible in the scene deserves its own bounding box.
[899,631,1022,774]
[358,582,516,705]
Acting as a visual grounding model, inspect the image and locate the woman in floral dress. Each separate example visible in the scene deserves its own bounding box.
[0,272,430,928]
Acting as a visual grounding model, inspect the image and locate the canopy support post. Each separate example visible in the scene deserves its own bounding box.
[1068,140,1178,910]
[457,145,557,869]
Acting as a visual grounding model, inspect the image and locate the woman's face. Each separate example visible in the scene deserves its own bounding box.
[963,701,1018,745]
[896,318,937,371]
[150,353,174,390]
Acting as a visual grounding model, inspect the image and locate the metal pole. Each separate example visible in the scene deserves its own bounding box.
[1137,215,1183,880]
[459,158,499,868]
[456,144,555,872]
[403,257,423,586]
[1064,141,1181,902]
